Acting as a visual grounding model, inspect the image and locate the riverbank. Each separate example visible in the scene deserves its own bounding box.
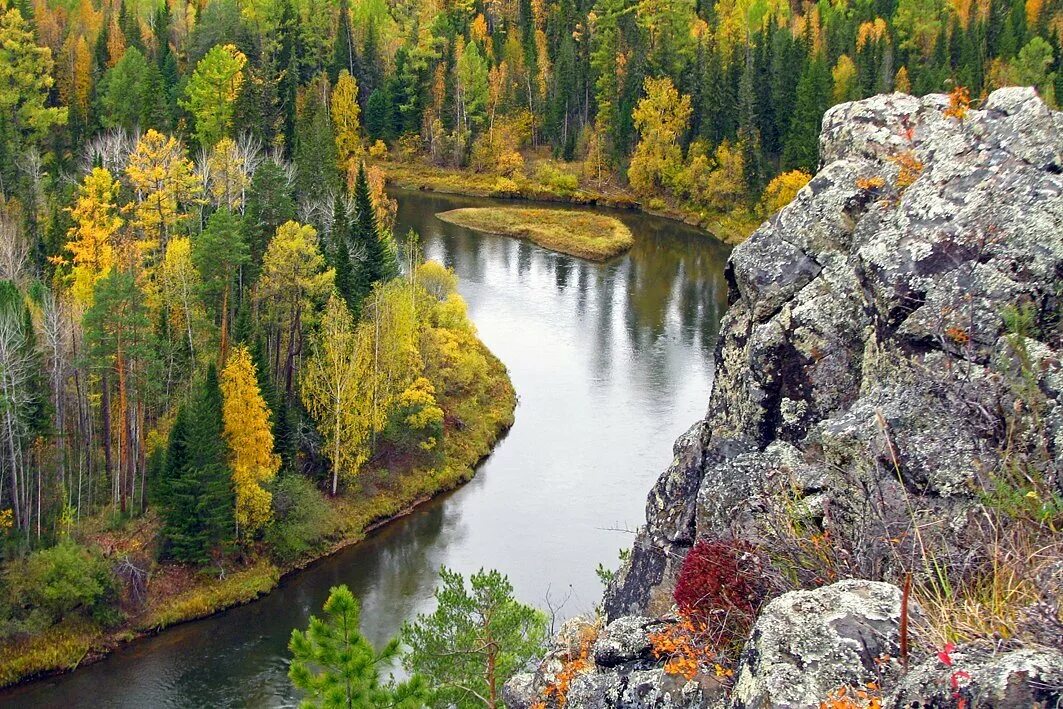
[437,207,634,261]
[376,160,760,245]
[0,338,516,690]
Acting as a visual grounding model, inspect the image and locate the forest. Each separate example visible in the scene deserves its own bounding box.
[0,0,1062,692]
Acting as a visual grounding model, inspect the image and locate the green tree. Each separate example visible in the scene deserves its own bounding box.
[83,270,157,515]
[193,207,248,360]
[351,164,396,307]
[0,8,67,185]
[160,365,234,564]
[97,47,153,131]
[289,584,428,708]
[456,41,489,132]
[783,55,831,174]
[181,43,247,148]
[294,77,339,197]
[244,161,297,284]
[402,567,547,709]
[1013,36,1056,102]
[330,201,356,309]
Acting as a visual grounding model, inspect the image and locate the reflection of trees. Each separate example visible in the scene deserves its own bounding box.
[401,191,732,409]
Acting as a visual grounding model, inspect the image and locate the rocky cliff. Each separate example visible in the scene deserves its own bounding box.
[506,88,1063,708]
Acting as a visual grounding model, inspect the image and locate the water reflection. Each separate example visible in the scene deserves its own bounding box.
[4,190,730,708]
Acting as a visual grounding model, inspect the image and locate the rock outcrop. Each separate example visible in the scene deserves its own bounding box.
[508,87,1063,707]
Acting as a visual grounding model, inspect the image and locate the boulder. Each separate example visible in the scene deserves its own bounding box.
[884,641,1063,708]
[731,580,916,708]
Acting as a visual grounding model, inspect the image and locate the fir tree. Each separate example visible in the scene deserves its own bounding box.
[783,55,830,174]
[330,201,356,309]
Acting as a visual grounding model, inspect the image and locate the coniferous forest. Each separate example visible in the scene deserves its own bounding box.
[0,0,1062,695]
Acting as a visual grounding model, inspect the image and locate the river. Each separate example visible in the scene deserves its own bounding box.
[4,190,731,708]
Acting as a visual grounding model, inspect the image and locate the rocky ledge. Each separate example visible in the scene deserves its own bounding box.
[507,88,1063,707]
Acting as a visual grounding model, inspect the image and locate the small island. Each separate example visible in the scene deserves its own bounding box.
[436,207,634,261]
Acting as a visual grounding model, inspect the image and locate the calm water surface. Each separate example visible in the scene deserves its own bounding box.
[4,190,730,708]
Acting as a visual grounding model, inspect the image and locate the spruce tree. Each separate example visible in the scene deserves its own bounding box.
[331,0,356,81]
[738,48,764,191]
[783,55,830,173]
[331,201,356,308]
[161,366,234,564]
[351,163,396,309]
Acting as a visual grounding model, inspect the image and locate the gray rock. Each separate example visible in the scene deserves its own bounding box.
[524,87,1063,709]
[592,616,662,668]
[503,672,537,709]
[884,641,1063,708]
[731,580,916,709]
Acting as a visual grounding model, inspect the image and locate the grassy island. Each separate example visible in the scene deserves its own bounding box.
[437,207,635,261]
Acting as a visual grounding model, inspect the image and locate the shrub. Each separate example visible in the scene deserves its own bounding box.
[758,170,811,217]
[14,541,117,625]
[368,140,388,159]
[381,376,445,456]
[535,163,579,193]
[673,539,768,650]
[491,176,519,196]
[264,475,334,564]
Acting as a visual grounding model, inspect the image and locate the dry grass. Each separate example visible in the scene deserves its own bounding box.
[135,560,281,632]
[436,207,634,261]
[0,619,96,687]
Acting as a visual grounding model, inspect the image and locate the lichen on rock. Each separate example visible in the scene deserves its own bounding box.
[511,87,1063,708]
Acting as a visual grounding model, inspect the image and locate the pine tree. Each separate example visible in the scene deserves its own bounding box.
[192,207,248,361]
[289,585,428,708]
[401,568,547,709]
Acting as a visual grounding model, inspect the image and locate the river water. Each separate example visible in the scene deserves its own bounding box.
[4,190,730,708]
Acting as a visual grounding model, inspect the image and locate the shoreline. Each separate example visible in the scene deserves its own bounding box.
[376,160,757,245]
[0,339,517,692]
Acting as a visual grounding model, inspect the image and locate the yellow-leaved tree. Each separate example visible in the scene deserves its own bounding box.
[758,170,812,217]
[331,70,361,172]
[256,220,335,398]
[206,137,249,210]
[125,129,201,259]
[301,293,372,495]
[158,236,204,363]
[220,346,280,536]
[63,166,120,305]
[628,77,691,196]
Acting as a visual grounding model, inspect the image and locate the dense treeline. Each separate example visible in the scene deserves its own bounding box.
[0,0,1061,661]
[2,0,1061,231]
[1,0,529,657]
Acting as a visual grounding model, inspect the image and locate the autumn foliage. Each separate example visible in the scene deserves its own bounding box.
[672,539,769,650]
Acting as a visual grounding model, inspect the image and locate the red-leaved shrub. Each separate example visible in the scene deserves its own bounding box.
[673,539,768,650]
